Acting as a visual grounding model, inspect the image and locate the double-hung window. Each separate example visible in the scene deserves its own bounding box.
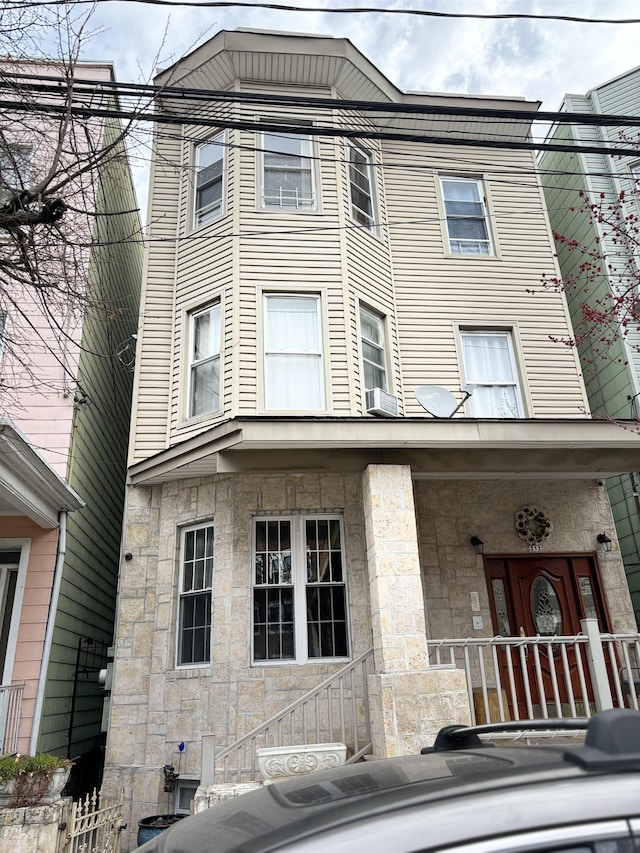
[188,303,221,418]
[360,305,387,392]
[262,130,316,209]
[0,144,31,202]
[264,294,324,410]
[193,133,225,226]
[253,516,348,664]
[461,330,524,418]
[177,525,213,666]
[441,177,492,255]
[348,144,375,229]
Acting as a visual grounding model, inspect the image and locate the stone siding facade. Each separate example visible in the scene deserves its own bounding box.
[104,469,634,848]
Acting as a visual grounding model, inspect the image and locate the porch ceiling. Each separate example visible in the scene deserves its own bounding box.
[128,417,640,484]
[0,420,84,528]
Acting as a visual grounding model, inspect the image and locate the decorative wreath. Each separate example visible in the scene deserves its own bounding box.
[515,506,552,545]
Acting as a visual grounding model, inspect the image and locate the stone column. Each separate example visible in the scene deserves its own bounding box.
[362,464,470,757]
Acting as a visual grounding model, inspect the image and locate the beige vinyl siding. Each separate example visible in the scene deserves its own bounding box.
[239,80,333,98]
[129,129,181,464]
[133,69,595,461]
[339,120,400,412]
[384,141,588,417]
[235,102,349,415]
[171,114,236,439]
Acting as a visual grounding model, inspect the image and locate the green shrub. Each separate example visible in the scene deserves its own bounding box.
[0,753,71,782]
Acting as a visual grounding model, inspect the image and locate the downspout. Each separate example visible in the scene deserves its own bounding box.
[29,509,67,755]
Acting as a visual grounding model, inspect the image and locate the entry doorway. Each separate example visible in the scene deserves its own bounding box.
[485,554,611,715]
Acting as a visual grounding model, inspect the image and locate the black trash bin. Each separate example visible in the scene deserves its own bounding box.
[137,814,185,847]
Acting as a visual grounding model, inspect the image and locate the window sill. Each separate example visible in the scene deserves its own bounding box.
[349,220,384,241]
[259,407,329,416]
[178,409,223,429]
[443,251,501,261]
[167,665,211,678]
[256,206,322,215]
[251,657,351,668]
[187,211,227,235]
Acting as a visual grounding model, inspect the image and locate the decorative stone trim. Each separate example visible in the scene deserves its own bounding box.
[193,782,261,813]
[256,743,347,785]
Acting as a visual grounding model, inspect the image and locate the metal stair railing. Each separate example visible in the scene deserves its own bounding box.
[206,648,374,784]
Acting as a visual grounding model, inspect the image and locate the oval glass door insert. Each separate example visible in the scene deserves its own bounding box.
[531,577,563,636]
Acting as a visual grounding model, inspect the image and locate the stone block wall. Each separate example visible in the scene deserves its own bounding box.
[414,478,635,639]
[104,470,634,849]
[0,800,68,853]
[104,471,371,847]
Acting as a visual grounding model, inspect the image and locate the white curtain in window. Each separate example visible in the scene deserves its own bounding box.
[462,333,521,418]
[265,296,323,410]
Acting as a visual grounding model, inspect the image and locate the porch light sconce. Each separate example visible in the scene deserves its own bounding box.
[597,533,613,552]
[470,535,484,555]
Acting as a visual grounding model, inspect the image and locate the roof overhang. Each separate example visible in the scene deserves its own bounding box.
[128,417,640,485]
[154,29,539,144]
[0,420,84,528]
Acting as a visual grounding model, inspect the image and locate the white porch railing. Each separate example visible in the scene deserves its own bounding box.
[202,649,375,784]
[202,621,640,784]
[427,620,640,730]
[0,683,24,756]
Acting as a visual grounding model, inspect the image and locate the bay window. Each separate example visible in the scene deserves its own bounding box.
[360,305,387,392]
[262,130,316,209]
[348,144,375,229]
[193,133,225,226]
[253,516,348,664]
[264,294,324,410]
[188,302,221,418]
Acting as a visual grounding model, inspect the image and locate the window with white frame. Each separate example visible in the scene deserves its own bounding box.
[193,133,225,226]
[0,144,31,202]
[441,177,492,255]
[461,330,524,418]
[348,144,375,229]
[261,129,316,209]
[252,516,348,664]
[177,525,213,666]
[264,294,324,410]
[0,551,21,680]
[360,305,387,392]
[175,779,200,815]
[188,303,221,418]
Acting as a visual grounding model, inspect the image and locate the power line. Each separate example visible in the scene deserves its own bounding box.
[1,94,639,158]
[5,71,640,129]
[6,0,640,25]
[146,125,639,188]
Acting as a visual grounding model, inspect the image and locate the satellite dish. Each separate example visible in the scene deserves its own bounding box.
[415,385,473,418]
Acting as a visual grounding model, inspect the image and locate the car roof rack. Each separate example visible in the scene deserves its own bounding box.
[421,718,587,753]
[422,709,640,770]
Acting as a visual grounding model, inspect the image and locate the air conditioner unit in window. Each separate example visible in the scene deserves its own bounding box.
[366,388,399,417]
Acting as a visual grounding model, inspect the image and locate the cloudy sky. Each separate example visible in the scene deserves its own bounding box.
[62,0,640,208]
